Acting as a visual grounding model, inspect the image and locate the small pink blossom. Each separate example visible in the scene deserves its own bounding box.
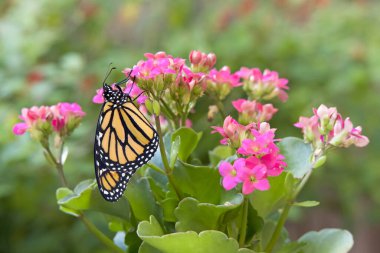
[241,164,270,194]
[12,123,28,135]
[189,50,217,71]
[232,99,278,124]
[212,116,249,148]
[237,67,289,102]
[295,104,369,149]
[208,66,240,87]
[93,88,104,104]
[219,161,241,190]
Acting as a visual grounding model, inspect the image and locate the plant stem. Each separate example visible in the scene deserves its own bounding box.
[265,169,313,253]
[79,214,125,253]
[154,115,181,199]
[215,99,227,119]
[265,201,292,253]
[239,197,249,247]
[146,162,166,175]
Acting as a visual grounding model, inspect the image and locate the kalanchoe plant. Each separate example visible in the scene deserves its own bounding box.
[13,50,369,253]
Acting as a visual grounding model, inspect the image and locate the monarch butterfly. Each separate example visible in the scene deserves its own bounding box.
[94,68,159,202]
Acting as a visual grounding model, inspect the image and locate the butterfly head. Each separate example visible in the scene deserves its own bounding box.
[103,83,131,105]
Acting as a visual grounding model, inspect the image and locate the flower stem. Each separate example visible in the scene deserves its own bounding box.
[154,115,181,199]
[239,197,249,247]
[79,214,125,253]
[265,169,313,253]
[265,201,292,253]
[146,162,166,175]
[215,99,227,119]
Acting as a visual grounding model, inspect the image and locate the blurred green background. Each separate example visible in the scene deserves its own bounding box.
[1,0,379,252]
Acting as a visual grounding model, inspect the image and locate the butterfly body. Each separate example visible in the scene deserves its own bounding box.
[94,80,158,202]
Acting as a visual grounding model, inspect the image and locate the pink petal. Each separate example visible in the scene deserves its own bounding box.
[242,180,256,195]
[219,161,233,177]
[13,123,28,135]
[222,176,238,190]
[253,178,270,191]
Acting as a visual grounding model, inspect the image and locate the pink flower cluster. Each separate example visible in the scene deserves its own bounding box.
[295,104,369,148]
[92,80,147,105]
[124,52,185,80]
[214,117,286,194]
[232,99,278,124]
[13,103,85,138]
[236,67,289,102]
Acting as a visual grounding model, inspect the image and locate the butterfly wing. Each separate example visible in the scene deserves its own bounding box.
[94,101,159,201]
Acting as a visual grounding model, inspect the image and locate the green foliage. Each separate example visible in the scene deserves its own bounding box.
[298,229,354,253]
[138,216,257,253]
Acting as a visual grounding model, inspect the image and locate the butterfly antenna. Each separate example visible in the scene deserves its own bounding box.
[103,63,116,85]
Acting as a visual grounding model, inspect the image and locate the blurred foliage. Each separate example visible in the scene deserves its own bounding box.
[1,0,379,252]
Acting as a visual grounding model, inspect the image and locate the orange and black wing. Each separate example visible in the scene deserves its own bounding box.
[94,101,159,201]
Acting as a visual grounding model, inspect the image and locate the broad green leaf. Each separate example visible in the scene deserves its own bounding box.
[298,228,354,253]
[174,194,243,232]
[137,216,256,253]
[278,137,313,178]
[209,145,234,167]
[56,179,131,220]
[125,229,143,253]
[171,127,202,162]
[250,172,297,218]
[172,161,222,204]
[125,177,163,223]
[245,201,264,243]
[293,200,320,207]
[160,197,178,222]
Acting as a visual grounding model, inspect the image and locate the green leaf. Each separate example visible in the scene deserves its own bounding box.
[171,128,202,162]
[278,137,313,178]
[160,197,178,222]
[298,228,354,253]
[56,179,131,220]
[124,177,163,223]
[293,200,320,207]
[209,145,234,167]
[245,201,264,243]
[250,172,297,218]
[174,194,243,232]
[169,136,180,168]
[172,161,222,204]
[137,216,257,253]
[125,229,143,253]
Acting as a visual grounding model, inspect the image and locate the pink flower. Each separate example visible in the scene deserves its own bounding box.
[232,99,278,124]
[13,106,53,137]
[208,66,240,87]
[241,164,270,194]
[12,123,28,135]
[189,50,217,71]
[124,80,147,104]
[219,161,241,190]
[295,104,369,149]
[212,116,249,148]
[93,88,104,104]
[233,158,270,194]
[237,67,289,102]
